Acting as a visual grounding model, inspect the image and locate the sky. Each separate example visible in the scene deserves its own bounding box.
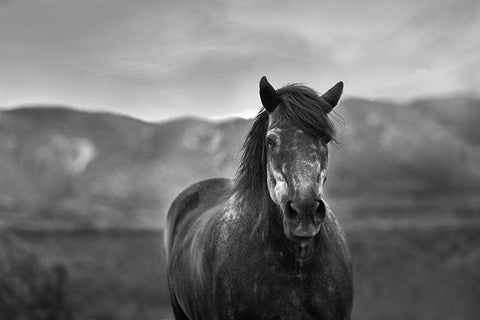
[0,0,478,120]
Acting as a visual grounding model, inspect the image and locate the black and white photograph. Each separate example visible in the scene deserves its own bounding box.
[0,0,478,319]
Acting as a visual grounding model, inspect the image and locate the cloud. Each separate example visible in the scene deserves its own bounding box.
[0,0,478,120]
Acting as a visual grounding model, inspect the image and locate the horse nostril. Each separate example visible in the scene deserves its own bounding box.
[289,200,320,219]
[316,200,326,222]
[286,201,296,219]
[288,199,326,222]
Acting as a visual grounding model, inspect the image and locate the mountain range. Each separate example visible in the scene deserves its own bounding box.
[0,96,479,229]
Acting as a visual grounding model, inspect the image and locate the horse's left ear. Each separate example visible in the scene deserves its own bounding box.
[322,81,344,112]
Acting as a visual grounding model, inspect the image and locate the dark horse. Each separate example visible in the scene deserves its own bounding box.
[165,77,353,320]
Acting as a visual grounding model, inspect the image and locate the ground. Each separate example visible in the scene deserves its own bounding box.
[4,194,480,320]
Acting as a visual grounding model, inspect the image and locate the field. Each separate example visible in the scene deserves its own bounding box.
[3,194,480,320]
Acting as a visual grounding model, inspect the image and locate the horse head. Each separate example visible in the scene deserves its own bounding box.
[260,76,343,241]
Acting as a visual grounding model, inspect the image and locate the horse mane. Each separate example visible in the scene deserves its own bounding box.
[233,83,337,203]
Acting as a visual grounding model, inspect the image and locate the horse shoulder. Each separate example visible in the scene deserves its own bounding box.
[165,178,233,319]
[164,178,232,255]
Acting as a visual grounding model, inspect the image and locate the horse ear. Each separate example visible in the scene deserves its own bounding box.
[322,81,344,111]
[259,76,280,112]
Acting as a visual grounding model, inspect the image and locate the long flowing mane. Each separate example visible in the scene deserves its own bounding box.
[233,83,337,204]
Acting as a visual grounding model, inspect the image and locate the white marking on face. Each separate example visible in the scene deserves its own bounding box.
[266,128,283,141]
[291,130,322,197]
[266,127,329,204]
[268,128,284,134]
[267,163,288,204]
[293,160,321,196]
[273,171,287,201]
[319,169,327,187]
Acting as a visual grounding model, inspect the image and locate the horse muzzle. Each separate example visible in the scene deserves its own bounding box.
[283,199,326,240]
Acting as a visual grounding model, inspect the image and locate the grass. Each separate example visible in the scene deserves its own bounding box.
[0,233,73,320]
[3,230,172,320]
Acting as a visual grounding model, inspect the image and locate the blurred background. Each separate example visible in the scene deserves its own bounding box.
[0,0,479,319]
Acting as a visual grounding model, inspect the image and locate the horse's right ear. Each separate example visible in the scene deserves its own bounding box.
[259,76,280,112]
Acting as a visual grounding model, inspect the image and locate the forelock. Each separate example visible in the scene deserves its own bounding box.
[275,84,336,142]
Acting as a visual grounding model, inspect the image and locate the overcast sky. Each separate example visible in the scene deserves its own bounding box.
[0,0,478,120]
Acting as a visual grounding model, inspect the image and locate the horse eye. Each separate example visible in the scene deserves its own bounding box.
[265,137,277,148]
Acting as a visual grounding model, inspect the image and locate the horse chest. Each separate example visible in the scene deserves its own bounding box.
[214,255,345,320]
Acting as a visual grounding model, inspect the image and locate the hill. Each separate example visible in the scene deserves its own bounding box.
[0,97,479,229]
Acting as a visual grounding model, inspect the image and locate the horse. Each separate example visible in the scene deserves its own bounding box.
[164,76,353,320]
